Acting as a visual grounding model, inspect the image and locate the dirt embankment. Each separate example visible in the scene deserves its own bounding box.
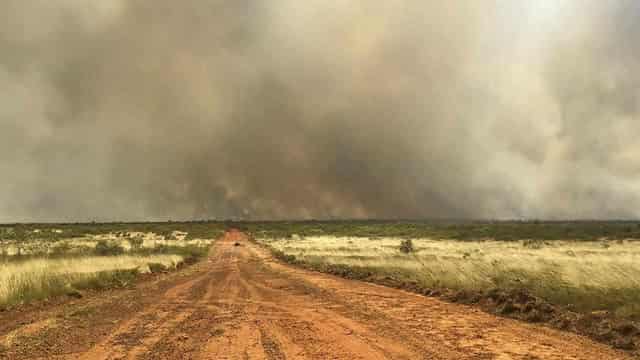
[0,230,633,359]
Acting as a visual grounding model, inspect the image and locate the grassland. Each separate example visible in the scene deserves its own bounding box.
[0,222,224,308]
[0,254,183,307]
[247,220,640,349]
[260,236,640,317]
[2,220,640,348]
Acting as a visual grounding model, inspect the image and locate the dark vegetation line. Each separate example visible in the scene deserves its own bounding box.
[3,220,640,241]
[236,220,640,241]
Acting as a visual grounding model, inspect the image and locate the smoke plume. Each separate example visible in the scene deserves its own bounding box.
[1,1,639,221]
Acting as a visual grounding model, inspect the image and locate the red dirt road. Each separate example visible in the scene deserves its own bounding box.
[0,230,631,359]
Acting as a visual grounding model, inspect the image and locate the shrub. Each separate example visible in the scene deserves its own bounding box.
[148,263,168,273]
[128,237,144,250]
[272,249,297,263]
[399,239,414,254]
[94,241,125,256]
[51,242,72,256]
[523,239,544,249]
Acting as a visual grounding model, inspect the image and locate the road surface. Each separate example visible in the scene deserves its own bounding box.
[0,230,631,359]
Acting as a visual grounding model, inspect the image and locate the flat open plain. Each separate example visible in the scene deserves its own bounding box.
[0,230,630,359]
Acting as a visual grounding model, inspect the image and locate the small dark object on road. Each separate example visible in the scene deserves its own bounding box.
[234,242,241,246]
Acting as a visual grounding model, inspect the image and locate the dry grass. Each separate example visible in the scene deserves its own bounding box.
[0,228,216,308]
[261,236,640,318]
[0,254,184,307]
[0,232,215,258]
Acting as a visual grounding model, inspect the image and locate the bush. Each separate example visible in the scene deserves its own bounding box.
[399,239,414,254]
[148,263,168,273]
[128,237,144,250]
[94,241,125,256]
[51,242,72,256]
[272,249,297,263]
[523,239,544,249]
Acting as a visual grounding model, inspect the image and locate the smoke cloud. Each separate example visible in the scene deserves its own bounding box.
[1,1,639,221]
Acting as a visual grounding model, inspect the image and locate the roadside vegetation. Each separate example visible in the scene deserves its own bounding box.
[3,220,640,350]
[253,221,640,351]
[261,236,640,317]
[0,255,183,307]
[0,223,222,308]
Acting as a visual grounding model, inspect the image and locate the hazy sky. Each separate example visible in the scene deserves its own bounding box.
[1,1,639,222]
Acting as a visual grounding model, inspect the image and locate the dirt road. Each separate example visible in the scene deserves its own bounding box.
[0,230,631,359]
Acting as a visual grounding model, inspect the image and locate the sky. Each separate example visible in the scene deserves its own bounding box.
[1,1,639,222]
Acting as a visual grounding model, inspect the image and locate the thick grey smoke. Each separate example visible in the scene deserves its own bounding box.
[1,1,639,222]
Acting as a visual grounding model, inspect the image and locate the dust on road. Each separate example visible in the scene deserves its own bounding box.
[0,230,631,359]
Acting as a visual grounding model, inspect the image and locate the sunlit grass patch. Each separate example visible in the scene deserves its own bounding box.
[0,254,184,307]
[261,236,640,318]
[0,226,217,307]
[0,225,220,307]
